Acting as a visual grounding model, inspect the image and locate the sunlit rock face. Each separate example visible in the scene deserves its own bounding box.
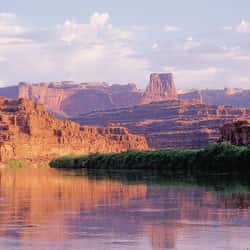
[178,88,250,108]
[76,99,250,149]
[143,73,177,103]
[0,97,148,161]
[219,120,250,145]
[18,81,144,118]
[0,73,177,118]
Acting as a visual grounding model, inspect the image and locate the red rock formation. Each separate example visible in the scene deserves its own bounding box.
[0,73,177,118]
[143,73,177,103]
[75,100,250,149]
[0,97,148,161]
[18,81,144,117]
[1,75,250,119]
[219,120,250,145]
[178,88,250,108]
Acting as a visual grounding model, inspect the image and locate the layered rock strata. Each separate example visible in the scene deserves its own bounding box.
[0,73,178,118]
[219,120,250,145]
[0,98,148,161]
[75,100,250,149]
[143,73,177,103]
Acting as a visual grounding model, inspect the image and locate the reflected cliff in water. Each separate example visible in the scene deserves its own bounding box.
[0,167,250,250]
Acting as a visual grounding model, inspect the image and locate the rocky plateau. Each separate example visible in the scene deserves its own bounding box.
[75,100,250,149]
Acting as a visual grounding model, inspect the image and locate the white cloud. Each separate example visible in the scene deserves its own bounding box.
[182,37,200,50]
[164,25,180,32]
[152,43,159,49]
[237,19,250,33]
[0,12,149,86]
[163,67,221,89]
[0,13,26,35]
[1,12,250,89]
[90,12,110,28]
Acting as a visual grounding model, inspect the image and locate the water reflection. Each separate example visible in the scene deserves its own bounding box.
[0,167,249,249]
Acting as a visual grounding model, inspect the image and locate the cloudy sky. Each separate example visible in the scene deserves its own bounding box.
[1,0,250,89]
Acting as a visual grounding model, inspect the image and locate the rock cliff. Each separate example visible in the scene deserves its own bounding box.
[143,73,177,103]
[178,88,250,108]
[0,73,177,118]
[0,97,148,161]
[75,100,250,149]
[219,120,250,145]
[18,82,144,118]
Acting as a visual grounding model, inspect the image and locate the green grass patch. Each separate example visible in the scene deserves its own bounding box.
[5,159,31,168]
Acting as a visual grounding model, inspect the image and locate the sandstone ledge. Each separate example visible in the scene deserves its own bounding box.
[0,97,148,161]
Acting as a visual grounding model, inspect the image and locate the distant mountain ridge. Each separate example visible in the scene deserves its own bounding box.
[0,73,177,117]
[0,74,249,118]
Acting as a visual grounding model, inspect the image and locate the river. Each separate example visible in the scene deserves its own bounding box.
[0,167,249,250]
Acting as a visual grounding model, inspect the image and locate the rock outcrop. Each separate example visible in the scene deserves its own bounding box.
[18,82,144,118]
[0,73,177,118]
[219,120,250,145]
[143,73,177,103]
[178,88,250,108]
[1,74,250,119]
[75,100,250,149]
[0,97,148,161]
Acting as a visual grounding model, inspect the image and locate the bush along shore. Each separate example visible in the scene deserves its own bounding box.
[49,143,250,175]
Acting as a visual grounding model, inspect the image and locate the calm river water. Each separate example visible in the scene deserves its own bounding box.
[0,167,249,250]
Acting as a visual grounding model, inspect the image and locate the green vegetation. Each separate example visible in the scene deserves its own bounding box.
[5,159,31,168]
[49,143,250,175]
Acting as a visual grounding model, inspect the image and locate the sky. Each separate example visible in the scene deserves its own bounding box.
[1,0,250,89]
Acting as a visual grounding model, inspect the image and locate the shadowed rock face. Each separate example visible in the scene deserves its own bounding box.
[75,100,250,149]
[0,97,148,161]
[143,73,177,102]
[219,120,250,145]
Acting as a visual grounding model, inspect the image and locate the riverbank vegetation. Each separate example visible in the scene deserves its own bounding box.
[50,143,250,175]
[4,159,31,168]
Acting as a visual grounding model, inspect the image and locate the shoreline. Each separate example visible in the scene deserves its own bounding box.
[49,143,250,175]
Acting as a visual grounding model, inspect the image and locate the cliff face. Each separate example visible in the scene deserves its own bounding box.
[75,100,250,149]
[0,97,148,161]
[0,73,176,118]
[18,82,144,118]
[143,73,177,103]
[219,120,250,145]
[178,88,250,108]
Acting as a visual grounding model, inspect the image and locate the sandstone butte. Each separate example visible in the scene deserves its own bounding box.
[0,97,148,161]
[0,73,177,118]
[219,120,250,146]
[1,73,250,118]
[75,100,250,149]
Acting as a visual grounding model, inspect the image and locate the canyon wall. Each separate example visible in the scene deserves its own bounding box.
[75,100,250,149]
[0,97,148,161]
[219,120,250,146]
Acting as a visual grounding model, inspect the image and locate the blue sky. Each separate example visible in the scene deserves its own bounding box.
[0,0,250,88]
